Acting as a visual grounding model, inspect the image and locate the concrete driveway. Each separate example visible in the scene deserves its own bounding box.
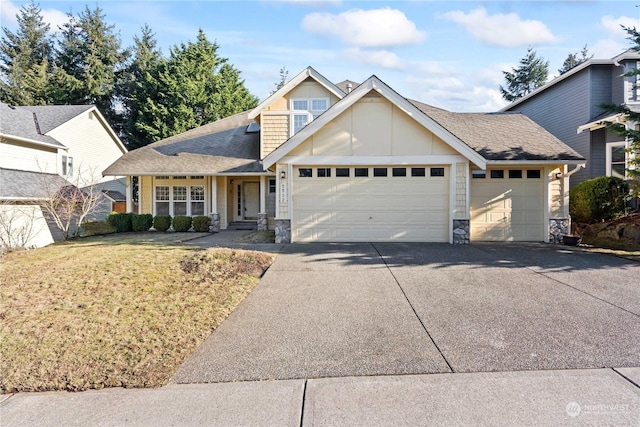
[172,242,640,384]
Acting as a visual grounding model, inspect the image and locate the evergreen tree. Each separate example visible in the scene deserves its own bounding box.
[558,45,593,75]
[118,25,164,149]
[138,29,258,142]
[600,27,640,197]
[500,47,549,102]
[55,6,128,129]
[0,1,55,105]
[271,66,288,94]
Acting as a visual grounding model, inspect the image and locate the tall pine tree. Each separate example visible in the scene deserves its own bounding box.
[0,1,54,105]
[500,47,549,102]
[558,45,593,75]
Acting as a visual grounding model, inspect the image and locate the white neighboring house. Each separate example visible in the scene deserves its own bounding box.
[0,103,127,250]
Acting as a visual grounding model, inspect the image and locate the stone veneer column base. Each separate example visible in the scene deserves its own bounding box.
[549,218,570,244]
[257,213,268,231]
[453,219,470,244]
[209,213,220,233]
[275,219,291,243]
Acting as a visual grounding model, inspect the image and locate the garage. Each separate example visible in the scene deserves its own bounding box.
[292,166,449,242]
[470,168,544,241]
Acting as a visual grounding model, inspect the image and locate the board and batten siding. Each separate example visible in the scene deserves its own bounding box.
[46,110,126,185]
[0,139,59,174]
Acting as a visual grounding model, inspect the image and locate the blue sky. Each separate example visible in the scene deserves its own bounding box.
[1,1,639,111]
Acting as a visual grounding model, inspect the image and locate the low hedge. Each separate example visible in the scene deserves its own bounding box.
[132,213,153,232]
[570,176,630,223]
[81,221,117,237]
[106,212,133,233]
[153,215,172,232]
[192,215,211,232]
[172,215,192,232]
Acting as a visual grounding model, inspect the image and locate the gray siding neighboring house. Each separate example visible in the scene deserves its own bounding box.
[502,50,639,187]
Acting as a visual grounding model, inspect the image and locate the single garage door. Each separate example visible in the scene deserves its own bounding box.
[292,166,449,242]
[470,169,544,241]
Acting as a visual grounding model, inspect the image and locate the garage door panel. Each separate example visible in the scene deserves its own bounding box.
[293,166,449,242]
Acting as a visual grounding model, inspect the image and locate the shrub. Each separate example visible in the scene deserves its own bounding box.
[172,215,192,232]
[192,215,211,232]
[131,213,153,232]
[81,221,117,237]
[570,176,630,223]
[153,215,172,232]
[106,212,133,233]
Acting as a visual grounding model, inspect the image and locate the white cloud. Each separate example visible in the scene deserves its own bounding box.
[601,15,640,38]
[441,8,558,48]
[340,47,404,69]
[591,38,627,59]
[0,1,68,33]
[302,8,426,48]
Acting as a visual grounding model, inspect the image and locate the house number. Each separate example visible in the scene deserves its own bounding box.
[280,183,287,203]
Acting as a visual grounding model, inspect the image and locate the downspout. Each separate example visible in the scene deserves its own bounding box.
[564,163,585,178]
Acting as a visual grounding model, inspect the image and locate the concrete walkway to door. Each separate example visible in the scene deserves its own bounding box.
[172,242,640,383]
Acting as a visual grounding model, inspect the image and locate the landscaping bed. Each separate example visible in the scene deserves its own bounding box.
[0,233,274,393]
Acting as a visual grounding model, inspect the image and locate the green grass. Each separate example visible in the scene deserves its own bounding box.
[0,233,274,393]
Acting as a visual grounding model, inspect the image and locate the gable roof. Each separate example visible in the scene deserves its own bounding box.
[103,111,265,176]
[248,66,345,120]
[263,75,489,169]
[0,103,66,148]
[0,167,71,200]
[25,105,94,133]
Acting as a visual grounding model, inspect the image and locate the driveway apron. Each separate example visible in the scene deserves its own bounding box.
[173,242,640,383]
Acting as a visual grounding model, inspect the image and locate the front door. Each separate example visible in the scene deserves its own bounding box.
[243,182,259,220]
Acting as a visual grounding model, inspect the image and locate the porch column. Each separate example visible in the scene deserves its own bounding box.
[210,176,218,213]
[126,176,133,213]
[258,175,267,231]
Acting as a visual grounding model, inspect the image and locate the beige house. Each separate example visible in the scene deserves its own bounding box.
[1,103,127,249]
[104,67,585,244]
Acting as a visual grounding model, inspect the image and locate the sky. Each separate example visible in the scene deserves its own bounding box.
[1,0,640,112]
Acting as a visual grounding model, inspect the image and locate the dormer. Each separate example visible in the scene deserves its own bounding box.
[248,67,345,159]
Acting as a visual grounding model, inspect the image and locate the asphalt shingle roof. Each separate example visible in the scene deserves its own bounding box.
[26,105,93,133]
[0,103,65,147]
[103,112,262,176]
[0,167,71,199]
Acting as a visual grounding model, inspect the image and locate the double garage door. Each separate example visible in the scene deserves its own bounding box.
[292,166,449,242]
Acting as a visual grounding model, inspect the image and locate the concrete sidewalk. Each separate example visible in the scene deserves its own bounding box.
[2,368,639,426]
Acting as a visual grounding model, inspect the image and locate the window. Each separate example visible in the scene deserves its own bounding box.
[190,186,205,216]
[317,168,331,177]
[299,168,312,177]
[61,155,73,176]
[373,168,388,177]
[430,167,445,177]
[607,142,627,178]
[336,168,350,177]
[173,176,187,180]
[155,186,170,215]
[508,170,523,179]
[527,170,541,179]
[269,179,276,193]
[156,176,169,180]
[411,167,426,177]
[392,168,406,177]
[173,186,187,216]
[355,168,369,177]
[190,176,204,180]
[291,98,329,134]
[472,170,486,179]
[490,170,504,179]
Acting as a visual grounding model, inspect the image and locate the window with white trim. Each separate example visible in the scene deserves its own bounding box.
[61,155,73,176]
[155,186,170,215]
[291,98,328,134]
[154,185,206,216]
[607,141,627,179]
[190,186,205,216]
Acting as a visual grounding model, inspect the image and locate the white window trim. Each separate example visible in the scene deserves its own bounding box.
[606,141,627,178]
[290,97,329,135]
[154,184,207,216]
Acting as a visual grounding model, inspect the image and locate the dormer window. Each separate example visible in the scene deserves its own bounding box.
[291,98,328,134]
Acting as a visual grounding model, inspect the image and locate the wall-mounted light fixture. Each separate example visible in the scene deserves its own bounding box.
[230,179,234,184]
[554,172,562,180]
[280,170,286,179]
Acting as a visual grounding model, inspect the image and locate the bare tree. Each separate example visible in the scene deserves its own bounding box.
[0,201,42,251]
[37,164,104,239]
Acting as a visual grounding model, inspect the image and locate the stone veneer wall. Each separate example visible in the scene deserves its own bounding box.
[275,219,291,243]
[257,213,268,231]
[453,219,470,244]
[209,213,220,233]
[549,218,570,244]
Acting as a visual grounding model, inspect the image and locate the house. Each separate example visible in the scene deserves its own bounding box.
[501,49,640,187]
[0,103,128,249]
[104,67,584,244]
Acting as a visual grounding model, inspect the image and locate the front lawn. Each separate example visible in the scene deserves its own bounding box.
[0,233,274,393]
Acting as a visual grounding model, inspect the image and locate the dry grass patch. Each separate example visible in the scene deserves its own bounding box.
[0,234,274,393]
